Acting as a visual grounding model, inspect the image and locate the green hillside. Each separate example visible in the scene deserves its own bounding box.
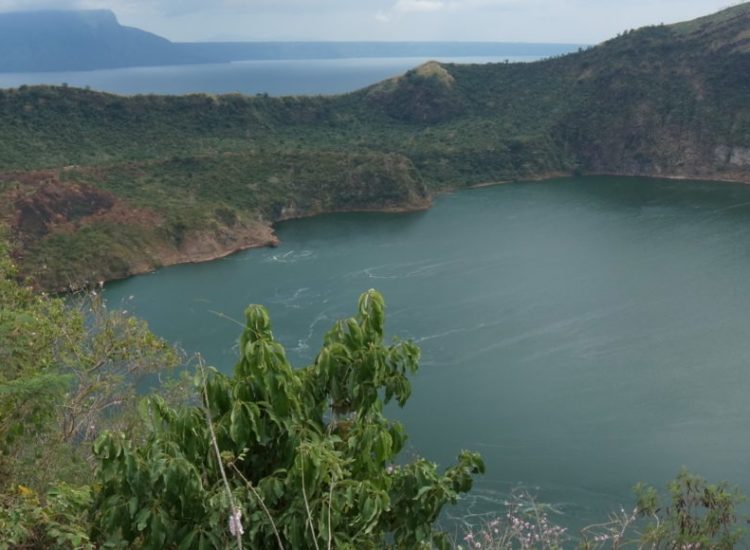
[2,3,750,289]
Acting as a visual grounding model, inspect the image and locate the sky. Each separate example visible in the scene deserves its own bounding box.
[0,0,739,42]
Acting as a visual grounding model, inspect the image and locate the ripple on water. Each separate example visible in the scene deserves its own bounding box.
[104,177,750,534]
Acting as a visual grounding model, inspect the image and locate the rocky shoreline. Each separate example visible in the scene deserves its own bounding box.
[11,168,750,292]
[91,169,750,290]
[74,198,434,291]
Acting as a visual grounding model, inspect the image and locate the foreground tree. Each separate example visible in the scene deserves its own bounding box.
[634,469,745,548]
[93,290,484,549]
[0,236,71,488]
[0,232,183,547]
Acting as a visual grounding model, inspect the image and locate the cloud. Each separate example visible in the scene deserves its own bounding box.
[394,0,446,13]
[0,0,102,10]
[374,10,390,22]
[0,0,349,15]
[388,0,525,15]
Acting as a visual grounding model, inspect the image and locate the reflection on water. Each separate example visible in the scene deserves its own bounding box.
[106,176,750,532]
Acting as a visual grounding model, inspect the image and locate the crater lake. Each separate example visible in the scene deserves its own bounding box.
[104,176,750,532]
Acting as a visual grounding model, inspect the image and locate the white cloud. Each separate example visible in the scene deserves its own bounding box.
[394,0,445,13]
[0,0,348,14]
[390,0,531,13]
[375,10,390,22]
[0,0,102,10]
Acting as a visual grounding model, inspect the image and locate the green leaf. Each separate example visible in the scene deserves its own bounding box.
[178,529,198,550]
[135,508,151,532]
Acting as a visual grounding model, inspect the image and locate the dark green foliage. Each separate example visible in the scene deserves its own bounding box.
[367,63,467,124]
[21,223,157,290]
[64,150,429,218]
[92,290,484,548]
[635,469,746,548]
[0,484,94,549]
[0,232,186,547]
[0,4,748,178]
[0,234,72,477]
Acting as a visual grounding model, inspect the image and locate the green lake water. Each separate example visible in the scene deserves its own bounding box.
[105,176,750,533]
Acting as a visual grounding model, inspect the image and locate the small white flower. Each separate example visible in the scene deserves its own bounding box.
[229,509,244,537]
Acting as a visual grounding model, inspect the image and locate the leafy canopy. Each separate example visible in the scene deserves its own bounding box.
[0,230,184,547]
[635,469,746,548]
[93,289,484,549]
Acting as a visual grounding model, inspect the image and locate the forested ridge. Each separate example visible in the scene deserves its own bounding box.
[2,4,750,289]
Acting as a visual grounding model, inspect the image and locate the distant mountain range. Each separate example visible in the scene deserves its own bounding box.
[0,9,584,73]
[0,10,193,72]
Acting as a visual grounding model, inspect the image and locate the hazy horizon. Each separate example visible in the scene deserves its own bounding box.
[0,1,737,43]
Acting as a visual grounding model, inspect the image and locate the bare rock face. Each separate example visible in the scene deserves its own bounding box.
[1,173,280,290]
[14,180,116,239]
[714,145,750,171]
[729,147,750,167]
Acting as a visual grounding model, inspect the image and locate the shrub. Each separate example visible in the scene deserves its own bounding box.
[634,469,745,548]
[92,290,484,549]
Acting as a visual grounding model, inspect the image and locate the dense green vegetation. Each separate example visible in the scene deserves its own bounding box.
[0,236,488,548]
[92,290,484,548]
[2,3,750,289]
[0,232,183,546]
